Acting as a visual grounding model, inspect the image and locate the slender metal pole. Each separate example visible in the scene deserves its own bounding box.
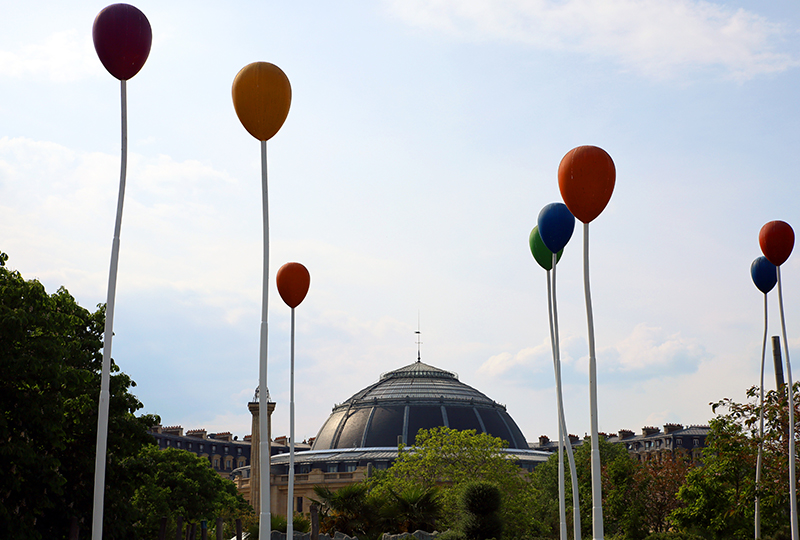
[259,140,271,540]
[547,258,566,540]
[777,267,798,540]
[549,254,581,540]
[756,293,768,540]
[287,307,296,540]
[91,79,127,540]
[583,223,604,540]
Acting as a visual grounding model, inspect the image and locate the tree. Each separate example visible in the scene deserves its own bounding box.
[635,454,691,534]
[124,446,253,538]
[373,427,536,539]
[528,435,664,540]
[0,251,159,539]
[312,483,387,539]
[459,481,503,540]
[671,386,800,539]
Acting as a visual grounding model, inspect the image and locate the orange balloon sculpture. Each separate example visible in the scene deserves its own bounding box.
[232,62,292,141]
[558,146,616,224]
[759,220,794,267]
[277,262,311,308]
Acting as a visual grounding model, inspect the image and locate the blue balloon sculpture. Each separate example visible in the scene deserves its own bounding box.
[751,256,777,294]
[538,202,575,254]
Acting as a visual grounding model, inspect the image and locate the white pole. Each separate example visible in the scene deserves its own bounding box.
[755,292,768,540]
[777,267,798,540]
[259,140,271,540]
[551,252,581,540]
[583,223,604,540]
[547,256,567,540]
[287,307,296,540]
[91,79,127,540]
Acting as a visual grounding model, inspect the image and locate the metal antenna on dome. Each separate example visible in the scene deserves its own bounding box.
[415,312,422,362]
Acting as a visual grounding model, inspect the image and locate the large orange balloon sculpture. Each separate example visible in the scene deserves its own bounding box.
[558,146,615,224]
[232,62,292,142]
[232,60,292,540]
[557,144,615,540]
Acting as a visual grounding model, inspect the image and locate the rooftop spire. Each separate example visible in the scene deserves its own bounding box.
[415,312,422,363]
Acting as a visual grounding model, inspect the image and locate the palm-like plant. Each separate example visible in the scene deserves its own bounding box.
[386,485,443,533]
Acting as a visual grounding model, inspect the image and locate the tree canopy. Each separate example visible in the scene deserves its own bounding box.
[0,251,251,539]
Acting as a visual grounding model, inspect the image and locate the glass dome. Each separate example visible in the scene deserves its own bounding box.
[311,360,528,450]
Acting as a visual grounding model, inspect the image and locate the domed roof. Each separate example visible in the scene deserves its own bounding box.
[311,360,528,450]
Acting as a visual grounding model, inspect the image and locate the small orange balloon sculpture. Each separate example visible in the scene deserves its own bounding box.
[558,146,616,224]
[276,262,310,308]
[232,62,292,141]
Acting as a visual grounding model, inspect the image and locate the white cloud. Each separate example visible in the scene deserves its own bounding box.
[0,30,101,82]
[478,343,548,376]
[387,0,797,80]
[604,322,706,374]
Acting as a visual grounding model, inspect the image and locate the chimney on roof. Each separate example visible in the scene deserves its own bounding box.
[539,435,550,446]
[568,434,580,444]
[664,423,684,434]
[642,426,660,436]
[163,426,183,436]
[618,429,634,439]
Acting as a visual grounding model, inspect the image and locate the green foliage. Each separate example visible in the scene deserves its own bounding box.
[643,533,703,540]
[0,253,160,539]
[267,512,311,533]
[671,385,800,540]
[385,484,443,533]
[312,482,389,540]
[0,252,251,539]
[373,427,534,538]
[458,481,503,540]
[461,481,501,516]
[123,446,252,537]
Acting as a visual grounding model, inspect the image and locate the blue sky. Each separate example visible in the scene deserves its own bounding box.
[2,0,800,445]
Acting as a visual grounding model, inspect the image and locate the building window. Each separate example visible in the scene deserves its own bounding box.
[213,457,220,469]
[167,440,171,446]
[345,463,357,473]
[296,497,303,514]
[238,447,242,455]
[177,441,182,448]
[188,442,193,450]
[677,439,683,446]
[224,446,229,454]
[225,457,233,470]
[327,464,338,473]
[212,445,216,453]
[199,444,204,452]
[694,438,700,447]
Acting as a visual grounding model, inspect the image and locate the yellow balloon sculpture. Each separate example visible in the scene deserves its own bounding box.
[232,62,291,141]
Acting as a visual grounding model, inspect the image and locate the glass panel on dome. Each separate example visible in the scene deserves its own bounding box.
[407,405,445,444]
[476,408,514,446]
[499,411,528,448]
[445,406,484,433]
[313,410,345,450]
[336,408,372,449]
[364,406,405,447]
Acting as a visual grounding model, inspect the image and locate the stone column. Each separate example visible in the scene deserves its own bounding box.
[248,399,275,516]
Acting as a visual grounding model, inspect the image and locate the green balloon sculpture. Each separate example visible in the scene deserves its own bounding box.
[529,226,563,271]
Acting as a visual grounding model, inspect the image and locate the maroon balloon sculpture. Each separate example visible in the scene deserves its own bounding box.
[760,220,795,266]
[93,4,152,80]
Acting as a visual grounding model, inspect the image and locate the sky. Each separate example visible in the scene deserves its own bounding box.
[2,0,800,446]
